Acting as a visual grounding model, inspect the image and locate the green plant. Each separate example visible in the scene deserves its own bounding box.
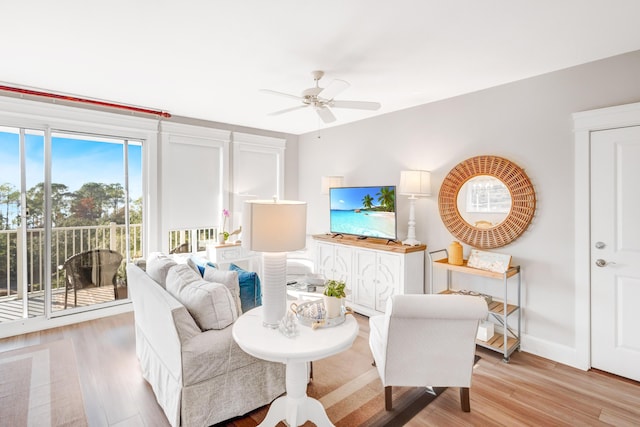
[323,279,346,298]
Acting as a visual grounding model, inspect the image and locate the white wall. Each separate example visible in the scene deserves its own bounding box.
[297,50,640,367]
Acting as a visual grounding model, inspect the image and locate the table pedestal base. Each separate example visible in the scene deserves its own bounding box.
[258,361,334,427]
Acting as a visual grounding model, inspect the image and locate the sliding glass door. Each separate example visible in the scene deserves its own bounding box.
[0,125,142,322]
[0,127,44,321]
[49,131,142,314]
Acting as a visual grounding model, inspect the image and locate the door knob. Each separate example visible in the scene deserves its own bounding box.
[595,241,606,249]
[595,259,616,267]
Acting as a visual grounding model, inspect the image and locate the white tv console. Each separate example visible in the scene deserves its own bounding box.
[312,234,426,316]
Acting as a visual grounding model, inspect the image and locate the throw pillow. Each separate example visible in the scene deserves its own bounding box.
[146,253,178,289]
[229,263,262,312]
[165,263,201,293]
[187,255,217,277]
[203,265,242,314]
[166,264,238,330]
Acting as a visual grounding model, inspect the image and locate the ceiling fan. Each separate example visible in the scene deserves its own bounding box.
[260,70,381,124]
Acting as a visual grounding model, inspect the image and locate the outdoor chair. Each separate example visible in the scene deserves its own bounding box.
[62,249,124,308]
[169,242,190,254]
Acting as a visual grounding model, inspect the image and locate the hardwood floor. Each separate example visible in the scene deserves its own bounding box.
[0,311,638,426]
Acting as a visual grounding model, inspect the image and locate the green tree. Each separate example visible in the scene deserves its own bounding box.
[25,182,71,228]
[362,194,374,209]
[129,197,143,224]
[70,182,108,224]
[105,183,125,217]
[51,183,71,227]
[26,183,45,228]
[376,187,395,212]
[108,194,142,225]
[0,183,19,230]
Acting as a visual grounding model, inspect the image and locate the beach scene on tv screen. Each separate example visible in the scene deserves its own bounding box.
[330,186,396,239]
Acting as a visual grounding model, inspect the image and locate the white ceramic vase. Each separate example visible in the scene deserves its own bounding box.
[323,295,343,319]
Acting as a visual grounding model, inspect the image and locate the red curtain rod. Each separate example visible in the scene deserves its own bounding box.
[0,84,171,118]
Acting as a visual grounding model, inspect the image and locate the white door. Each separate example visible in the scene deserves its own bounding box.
[591,125,640,381]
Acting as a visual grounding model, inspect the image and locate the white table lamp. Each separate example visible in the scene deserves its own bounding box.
[399,170,431,246]
[242,199,307,327]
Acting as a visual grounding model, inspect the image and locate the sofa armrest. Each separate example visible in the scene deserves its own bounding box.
[127,263,201,379]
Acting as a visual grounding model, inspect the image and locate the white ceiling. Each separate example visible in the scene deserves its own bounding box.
[2,1,640,135]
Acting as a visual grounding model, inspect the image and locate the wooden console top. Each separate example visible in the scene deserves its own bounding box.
[312,234,426,254]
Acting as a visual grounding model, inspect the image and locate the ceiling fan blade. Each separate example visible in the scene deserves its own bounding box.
[268,105,308,116]
[331,100,382,111]
[259,89,303,101]
[315,106,336,123]
[318,79,349,101]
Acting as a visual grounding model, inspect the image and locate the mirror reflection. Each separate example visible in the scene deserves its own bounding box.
[457,175,511,228]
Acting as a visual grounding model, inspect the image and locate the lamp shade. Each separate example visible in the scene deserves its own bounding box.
[399,170,432,196]
[321,176,344,195]
[242,200,307,252]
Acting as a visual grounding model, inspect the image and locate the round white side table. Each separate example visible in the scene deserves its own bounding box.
[232,305,359,427]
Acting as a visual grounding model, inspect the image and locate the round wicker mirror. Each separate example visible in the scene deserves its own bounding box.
[438,155,536,249]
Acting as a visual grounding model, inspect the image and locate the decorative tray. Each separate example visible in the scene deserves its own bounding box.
[290,300,352,329]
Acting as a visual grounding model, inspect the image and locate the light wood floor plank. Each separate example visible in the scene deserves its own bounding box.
[1,312,639,426]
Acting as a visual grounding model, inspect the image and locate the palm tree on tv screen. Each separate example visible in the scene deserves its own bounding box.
[376,187,395,212]
[362,194,374,209]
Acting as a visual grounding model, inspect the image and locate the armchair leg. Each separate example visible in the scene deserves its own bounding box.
[460,387,470,412]
[385,386,393,411]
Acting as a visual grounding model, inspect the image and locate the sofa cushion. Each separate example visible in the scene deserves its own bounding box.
[229,263,262,312]
[146,253,178,288]
[181,325,267,386]
[186,254,217,276]
[203,265,242,314]
[166,264,238,331]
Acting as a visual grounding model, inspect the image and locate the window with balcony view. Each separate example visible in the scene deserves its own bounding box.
[0,126,142,322]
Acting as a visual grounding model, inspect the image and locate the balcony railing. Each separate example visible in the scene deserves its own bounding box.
[168,227,218,254]
[0,223,142,298]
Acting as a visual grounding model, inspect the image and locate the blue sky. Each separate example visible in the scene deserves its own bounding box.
[330,186,395,210]
[0,129,142,199]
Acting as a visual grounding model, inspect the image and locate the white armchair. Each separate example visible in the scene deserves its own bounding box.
[369,294,488,412]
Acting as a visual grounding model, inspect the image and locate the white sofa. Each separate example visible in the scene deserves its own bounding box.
[126,262,285,427]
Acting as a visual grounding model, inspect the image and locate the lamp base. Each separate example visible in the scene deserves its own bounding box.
[261,252,287,328]
[402,237,422,246]
[403,196,421,246]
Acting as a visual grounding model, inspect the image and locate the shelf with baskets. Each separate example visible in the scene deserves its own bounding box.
[428,249,521,362]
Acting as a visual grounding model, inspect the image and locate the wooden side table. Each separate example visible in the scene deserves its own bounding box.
[232,305,359,426]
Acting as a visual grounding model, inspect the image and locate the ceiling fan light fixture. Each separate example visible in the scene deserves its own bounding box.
[262,70,380,124]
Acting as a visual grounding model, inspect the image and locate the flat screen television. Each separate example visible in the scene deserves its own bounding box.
[329,185,397,240]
